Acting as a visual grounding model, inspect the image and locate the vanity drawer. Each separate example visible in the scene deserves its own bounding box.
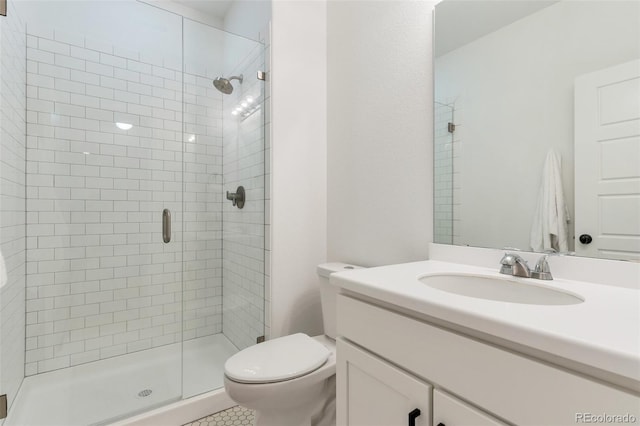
[433,389,506,426]
[337,295,640,426]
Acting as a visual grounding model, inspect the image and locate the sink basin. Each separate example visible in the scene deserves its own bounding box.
[419,274,584,305]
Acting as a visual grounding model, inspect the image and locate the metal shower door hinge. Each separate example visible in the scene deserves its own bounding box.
[447,122,456,133]
[0,394,7,419]
[257,336,265,344]
[257,71,266,81]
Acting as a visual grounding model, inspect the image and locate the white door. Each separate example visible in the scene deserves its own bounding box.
[574,59,640,260]
[336,339,431,426]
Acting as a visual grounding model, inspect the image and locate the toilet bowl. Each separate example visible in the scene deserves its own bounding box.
[223,263,362,426]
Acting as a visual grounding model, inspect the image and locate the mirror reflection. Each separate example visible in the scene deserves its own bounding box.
[433,0,640,261]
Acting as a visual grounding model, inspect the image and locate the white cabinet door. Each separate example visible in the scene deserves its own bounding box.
[336,338,431,426]
[574,59,640,260]
[433,389,507,426]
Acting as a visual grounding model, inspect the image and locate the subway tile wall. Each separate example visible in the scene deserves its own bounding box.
[24,27,224,375]
[451,104,462,246]
[222,41,266,350]
[182,73,224,341]
[0,1,27,416]
[263,31,271,343]
[434,102,454,244]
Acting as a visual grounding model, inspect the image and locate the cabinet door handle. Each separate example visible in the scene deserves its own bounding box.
[408,408,421,426]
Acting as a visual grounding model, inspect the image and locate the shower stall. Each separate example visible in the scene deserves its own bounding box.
[0,1,268,424]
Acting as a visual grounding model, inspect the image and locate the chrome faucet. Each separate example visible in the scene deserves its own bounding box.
[499,253,531,278]
[500,252,554,280]
[531,254,553,280]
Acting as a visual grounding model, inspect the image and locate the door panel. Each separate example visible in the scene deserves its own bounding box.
[575,59,640,260]
[337,338,431,426]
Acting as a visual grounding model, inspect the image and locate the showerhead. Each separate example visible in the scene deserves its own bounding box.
[213,74,243,94]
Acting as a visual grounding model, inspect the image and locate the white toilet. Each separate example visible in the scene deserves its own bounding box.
[223,262,362,426]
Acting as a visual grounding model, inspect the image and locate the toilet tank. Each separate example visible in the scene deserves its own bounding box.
[317,262,364,339]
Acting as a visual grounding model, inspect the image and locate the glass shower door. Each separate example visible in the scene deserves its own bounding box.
[8,2,185,424]
[220,31,266,352]
[0,0,27,421]
[181,19,266,398]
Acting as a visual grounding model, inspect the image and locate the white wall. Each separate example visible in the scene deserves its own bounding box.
[435,0,640,251]
[16,1,183,68]
[223,0,271,41]
[327,0,434,267]
[183,18,224,78]
[139,0,224,29]
[17,0,234,78]
[270,0,327,338]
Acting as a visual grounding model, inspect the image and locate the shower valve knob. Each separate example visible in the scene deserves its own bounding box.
[226,186,245,209]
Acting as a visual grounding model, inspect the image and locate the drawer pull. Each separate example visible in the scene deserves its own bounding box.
[408,408,421,426]
[437,423,445,426]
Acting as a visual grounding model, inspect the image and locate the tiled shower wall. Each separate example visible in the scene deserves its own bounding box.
[24,28,224,375]
[434,102,454,244]
[182,72,224,341]
[0,1,26,416]
[222,42,266,350]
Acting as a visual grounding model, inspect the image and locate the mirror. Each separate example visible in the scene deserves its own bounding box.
[433,0,640,261]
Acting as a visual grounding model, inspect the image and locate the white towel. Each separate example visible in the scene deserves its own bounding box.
[0,251,7,290]
[530,149,571,253]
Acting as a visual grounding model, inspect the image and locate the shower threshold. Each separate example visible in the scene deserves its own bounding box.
[6,334,238,426]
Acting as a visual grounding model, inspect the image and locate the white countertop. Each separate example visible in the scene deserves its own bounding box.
[331,260,640,387]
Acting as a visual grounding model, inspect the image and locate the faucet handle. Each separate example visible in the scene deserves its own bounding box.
[532,254,553,280]
[499,253,531,278]
[499,253,514,274]
[500,253,521,275]
[500,252,517,265]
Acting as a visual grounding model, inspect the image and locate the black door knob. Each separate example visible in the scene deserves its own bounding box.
[579,234,592,244]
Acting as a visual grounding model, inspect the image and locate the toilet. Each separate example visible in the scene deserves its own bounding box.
[223,262,362,426]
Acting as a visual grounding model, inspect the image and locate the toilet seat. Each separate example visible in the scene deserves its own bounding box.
[224,333,330,384]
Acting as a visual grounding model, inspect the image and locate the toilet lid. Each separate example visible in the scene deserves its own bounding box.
[224,333,330,384]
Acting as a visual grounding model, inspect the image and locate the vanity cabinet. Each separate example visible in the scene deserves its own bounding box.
[336,294,640,426]
[337,339,431,426]
[337,338,504,426]
[433,389,506,426]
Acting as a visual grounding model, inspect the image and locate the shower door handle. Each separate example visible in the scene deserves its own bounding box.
[162,209,171,243]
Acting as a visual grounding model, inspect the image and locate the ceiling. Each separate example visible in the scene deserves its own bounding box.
[435,0,560,56]
[172,0,234,20]
[168,0,560,55]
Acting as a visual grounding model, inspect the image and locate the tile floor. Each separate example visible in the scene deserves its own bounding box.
[184,406,255,426]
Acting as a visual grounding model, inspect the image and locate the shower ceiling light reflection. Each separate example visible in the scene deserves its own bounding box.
[115,122,133,130]
[231,95,260,120]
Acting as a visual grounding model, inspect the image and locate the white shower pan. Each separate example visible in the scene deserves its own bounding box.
[6,334,237,426]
